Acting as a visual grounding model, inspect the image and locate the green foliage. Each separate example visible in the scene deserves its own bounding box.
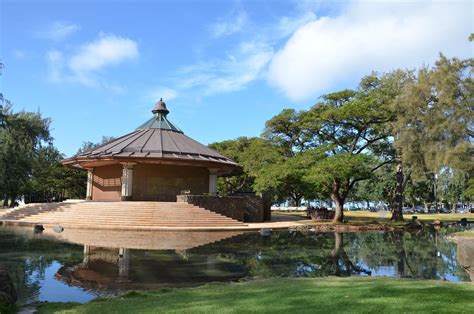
[352,164,434,208]
[466,178,474,200]
[0,105,88,204]
[210,136,316,205]
[262,109,309,156]
[0,105,51,205]
[438,170,472,207]
[306,154,374,192]
[29,145,86,200]
[209,137,282,194]
[253,153,316,205]
[392,55,473,179]
[298,77,396,221]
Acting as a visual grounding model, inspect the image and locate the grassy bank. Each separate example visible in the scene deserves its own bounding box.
[346,211,474,222]
[37,277,474,314]
[276,210,474,223]
[453,230,474,238]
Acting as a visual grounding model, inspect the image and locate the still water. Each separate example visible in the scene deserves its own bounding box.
[0,226,471,305]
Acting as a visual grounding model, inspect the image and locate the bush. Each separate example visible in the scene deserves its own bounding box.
[306,207,335,220]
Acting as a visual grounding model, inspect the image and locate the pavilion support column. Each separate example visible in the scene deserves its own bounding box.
[86,168,94,201]
[208,169,219,196]
[121,163,135,201]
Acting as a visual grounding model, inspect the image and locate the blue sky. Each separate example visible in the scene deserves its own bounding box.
[1,0,472,157]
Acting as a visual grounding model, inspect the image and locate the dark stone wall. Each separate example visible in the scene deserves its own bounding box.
[177,195,267,222]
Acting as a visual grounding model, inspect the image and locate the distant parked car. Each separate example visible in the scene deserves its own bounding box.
[415,206,426,213]
[402,207,414,214]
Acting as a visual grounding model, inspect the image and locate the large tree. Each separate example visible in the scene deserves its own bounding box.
[210,136,317,206]
[0,106,51,206]
[391,55,473,214]
[29,145,86,201]
[301,78,395,222]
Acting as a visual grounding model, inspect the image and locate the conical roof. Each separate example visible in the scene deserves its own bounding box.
[136,98,182,131]
[63,100,239,173]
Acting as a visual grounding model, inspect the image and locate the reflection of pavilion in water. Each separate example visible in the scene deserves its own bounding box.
[38,228,247,292]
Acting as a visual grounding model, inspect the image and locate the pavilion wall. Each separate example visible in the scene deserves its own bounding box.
[91,164,122,201]
[132,164,209,201]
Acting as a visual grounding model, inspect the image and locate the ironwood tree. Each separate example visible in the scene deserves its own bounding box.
[390,55,473,216]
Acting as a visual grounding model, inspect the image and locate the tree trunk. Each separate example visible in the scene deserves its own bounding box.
[391,163,404,221]
[332,196,344,223]
[292,195,302,207]
[8,194,17,208]
[394,232,406,277]
[333,232,343,255]
[331,179,344,223]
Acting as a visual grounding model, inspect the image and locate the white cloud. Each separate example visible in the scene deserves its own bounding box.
[268,1,473,101]
[211,11,247,38]
[176,41,273,95]
[38,21,80,41]
[46,34,139,88]
[151,9,313,100]
[69,35,138,72]
[277,12,316,38]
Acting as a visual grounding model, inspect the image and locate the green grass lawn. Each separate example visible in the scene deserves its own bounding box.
[345,210,474,222]
[453,230,474,238]
[37,277,474,314]
[275,210,474,224]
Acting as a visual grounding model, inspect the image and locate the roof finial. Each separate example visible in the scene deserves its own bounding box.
[152,98,169,115]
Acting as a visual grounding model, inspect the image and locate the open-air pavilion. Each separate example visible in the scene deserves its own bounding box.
[62,99,240,202]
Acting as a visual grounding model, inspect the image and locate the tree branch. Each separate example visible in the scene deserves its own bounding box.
[371,159,395,173]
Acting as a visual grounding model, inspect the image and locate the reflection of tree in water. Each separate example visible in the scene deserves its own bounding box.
[197,231,372,278]
[0,227,470,304]
[0,230,83,304]
[344,229,469,281]
[319,233,371,277]
[197,229,469,281]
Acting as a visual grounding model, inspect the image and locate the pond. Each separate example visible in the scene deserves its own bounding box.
[0,225,471,306]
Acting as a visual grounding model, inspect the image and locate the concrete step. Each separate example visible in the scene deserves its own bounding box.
[4,201,245,228]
